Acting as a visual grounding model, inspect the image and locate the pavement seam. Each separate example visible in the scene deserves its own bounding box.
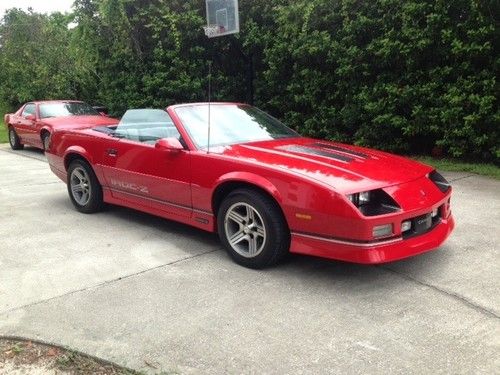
[0,147,47,163]
[3,181,60,187]
[380,265,499,319]
[0,248,220,316]
[448,174,476,182]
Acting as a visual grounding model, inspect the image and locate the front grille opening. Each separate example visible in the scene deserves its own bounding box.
[402,205,442,239]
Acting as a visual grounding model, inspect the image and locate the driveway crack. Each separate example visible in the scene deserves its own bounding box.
[0,248,220,316]
[380,266,499,319]
[448,174,475,182]
[0,148,47,163]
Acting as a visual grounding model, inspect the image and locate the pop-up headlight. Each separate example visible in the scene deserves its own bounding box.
[347,189,400,217]
[429,171,450,193]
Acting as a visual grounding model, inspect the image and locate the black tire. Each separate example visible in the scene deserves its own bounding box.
[8,127,24,150]
[217,188,290,269]
[41,132,50,151]
[67,159,104,213]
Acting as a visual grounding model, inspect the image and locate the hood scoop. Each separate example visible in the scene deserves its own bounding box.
[313,143,370,159]
[277,144,353,163]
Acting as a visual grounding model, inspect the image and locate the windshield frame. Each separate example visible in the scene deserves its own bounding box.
[173,103,300,150]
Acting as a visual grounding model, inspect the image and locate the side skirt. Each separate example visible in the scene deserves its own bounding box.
[102,188,216,233]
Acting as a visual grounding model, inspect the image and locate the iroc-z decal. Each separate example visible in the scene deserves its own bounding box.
[110,178,149,194]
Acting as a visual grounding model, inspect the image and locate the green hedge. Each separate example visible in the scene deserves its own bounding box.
[0,0,498,162]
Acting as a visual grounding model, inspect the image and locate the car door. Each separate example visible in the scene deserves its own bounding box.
[99,113,192,218]
[15,103,37,145]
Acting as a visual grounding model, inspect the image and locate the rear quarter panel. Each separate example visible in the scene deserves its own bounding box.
[47,129,109,183]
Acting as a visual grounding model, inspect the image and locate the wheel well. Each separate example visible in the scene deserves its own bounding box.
[64,153,89,171]
[40,129,50,140]
[212,181,286,222]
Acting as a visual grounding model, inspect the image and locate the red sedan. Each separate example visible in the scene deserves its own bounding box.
[46,103,454,268]
[4,100,118,151]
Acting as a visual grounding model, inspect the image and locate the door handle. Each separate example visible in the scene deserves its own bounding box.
[107,148,118,157]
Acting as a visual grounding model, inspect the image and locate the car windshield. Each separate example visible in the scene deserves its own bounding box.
[174,104,299,148]
[39,102,100,118]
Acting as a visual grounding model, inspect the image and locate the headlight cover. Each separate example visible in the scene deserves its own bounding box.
[429,170,450,193]
[347,189,400,216]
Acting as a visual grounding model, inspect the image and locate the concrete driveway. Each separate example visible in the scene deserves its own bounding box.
[0,144,498,374]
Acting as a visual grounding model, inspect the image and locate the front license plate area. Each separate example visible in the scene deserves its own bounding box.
[412,213,432,234]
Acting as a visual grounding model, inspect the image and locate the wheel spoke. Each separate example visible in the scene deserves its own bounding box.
[248,236,258,256]
[247,207,255,222]
[255,225,265,238]
[229,230,246,246]
[80,191,89,204]
[228,210,245,225]
[73,169,85,181]
[71,184,83,194]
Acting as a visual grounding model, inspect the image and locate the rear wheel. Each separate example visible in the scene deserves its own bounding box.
[217,188,290,269]
[67,159,103,213]
[8,127,24,150]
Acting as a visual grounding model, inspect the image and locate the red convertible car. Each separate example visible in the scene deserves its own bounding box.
[46,103,454,268]
[4,100,118,151]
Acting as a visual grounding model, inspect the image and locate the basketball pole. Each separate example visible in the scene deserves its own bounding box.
[204,0,242,152]
[207,60,212,154]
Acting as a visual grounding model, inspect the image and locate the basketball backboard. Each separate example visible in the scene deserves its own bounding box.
[204,0,239,38]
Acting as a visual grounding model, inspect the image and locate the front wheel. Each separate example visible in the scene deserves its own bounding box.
[8,127,24,150]
[42,132,50,151]
[217,188,290,269]
[67,159,104,213]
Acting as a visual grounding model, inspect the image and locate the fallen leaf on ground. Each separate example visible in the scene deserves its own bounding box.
[47,347,59,356]
[144,359,159,369]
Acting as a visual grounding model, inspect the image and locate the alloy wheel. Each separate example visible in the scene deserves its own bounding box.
[224,202,266,258]
[69,166,92,206]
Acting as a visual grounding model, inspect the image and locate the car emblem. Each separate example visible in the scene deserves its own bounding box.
[420,189,426,197]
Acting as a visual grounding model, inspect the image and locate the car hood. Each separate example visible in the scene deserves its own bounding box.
[217,137,433,194]
[41,115,119,127]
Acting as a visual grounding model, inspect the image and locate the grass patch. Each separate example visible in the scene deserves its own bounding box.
[413,156,500,180]
[1,338,142,374]
[0,121,7,143]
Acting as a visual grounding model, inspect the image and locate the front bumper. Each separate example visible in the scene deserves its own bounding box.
[290,214,455,264]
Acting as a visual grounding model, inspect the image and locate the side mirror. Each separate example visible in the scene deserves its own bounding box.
[26,114,36,121]
[155,137,184,152]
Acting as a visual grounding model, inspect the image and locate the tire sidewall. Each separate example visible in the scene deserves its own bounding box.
[8,127,23,150]
[67,159,103,213]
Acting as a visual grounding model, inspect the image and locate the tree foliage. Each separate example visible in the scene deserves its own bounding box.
[0,0,498,162]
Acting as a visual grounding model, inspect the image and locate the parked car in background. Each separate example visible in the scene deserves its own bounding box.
[45,103,454,269]
[4,100,118,151]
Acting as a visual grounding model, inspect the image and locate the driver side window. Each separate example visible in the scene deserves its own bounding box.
[22,103,36,118]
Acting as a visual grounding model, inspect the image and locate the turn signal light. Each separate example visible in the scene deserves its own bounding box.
[373,224,393,238]
[401,220,412,232]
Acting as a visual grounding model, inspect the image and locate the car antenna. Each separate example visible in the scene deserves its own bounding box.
[207,60,212,154]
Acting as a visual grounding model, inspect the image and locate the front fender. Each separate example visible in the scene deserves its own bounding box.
[214,171,283,204]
